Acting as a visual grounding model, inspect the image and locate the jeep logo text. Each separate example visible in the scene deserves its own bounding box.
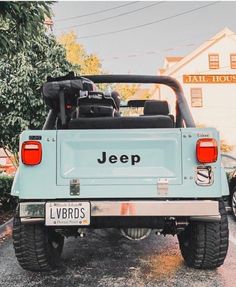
[97,152,140,166]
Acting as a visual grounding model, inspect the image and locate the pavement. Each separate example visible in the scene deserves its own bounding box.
[0,216,236,287]
[0,218,13,241]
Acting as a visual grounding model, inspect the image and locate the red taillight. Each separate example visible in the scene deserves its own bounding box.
[21,141,42,165]
[196,138,218,163]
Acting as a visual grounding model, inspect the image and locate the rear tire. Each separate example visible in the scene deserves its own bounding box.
[178,200,228,269]
[13,216,64,271]
[231,188,236,220]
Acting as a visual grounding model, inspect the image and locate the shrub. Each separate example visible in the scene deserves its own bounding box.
[0,174,16,211]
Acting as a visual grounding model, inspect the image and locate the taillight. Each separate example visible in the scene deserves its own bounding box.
[196,138,218,163]
[21,141,42,165]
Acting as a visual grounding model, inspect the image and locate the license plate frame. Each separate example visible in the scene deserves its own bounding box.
[45,202,90,226]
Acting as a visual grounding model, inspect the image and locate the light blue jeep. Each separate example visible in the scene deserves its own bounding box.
[12,74,229,271]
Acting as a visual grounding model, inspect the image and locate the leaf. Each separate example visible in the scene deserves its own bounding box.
[0,12,72,161]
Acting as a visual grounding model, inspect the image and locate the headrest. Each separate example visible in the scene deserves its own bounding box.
[144,100,170,115]
[78,92,117,109]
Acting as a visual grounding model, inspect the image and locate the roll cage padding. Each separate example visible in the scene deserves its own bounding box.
[68,116,174,130]
[42,79,83,99]
[42,76,95,128]
[42,77,94,109]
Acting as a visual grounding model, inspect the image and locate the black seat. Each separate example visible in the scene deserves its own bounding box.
[143,100,174,126]
[76,91,121,118]
[144,100,169,115]
[68,116,173,129]
[79,104,114,117]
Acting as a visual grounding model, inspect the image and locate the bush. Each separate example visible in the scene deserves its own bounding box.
[0,174,16,211]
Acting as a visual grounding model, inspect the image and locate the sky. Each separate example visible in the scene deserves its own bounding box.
[52,1,236,75]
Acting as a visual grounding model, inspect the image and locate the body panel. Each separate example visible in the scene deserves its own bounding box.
[11,128,224,200]
[57,129,182,185]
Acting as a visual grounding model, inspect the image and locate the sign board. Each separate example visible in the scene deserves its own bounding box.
[183,74,236,84]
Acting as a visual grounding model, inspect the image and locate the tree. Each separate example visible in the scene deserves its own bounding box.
[58,31,102,75]
[0,2,52,57]
[0,32,73,164]
[220,140,233,153]
[112,84,139,101]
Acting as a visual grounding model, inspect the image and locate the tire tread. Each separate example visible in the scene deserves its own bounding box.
[13,216,63,272]
[178,200,229,269]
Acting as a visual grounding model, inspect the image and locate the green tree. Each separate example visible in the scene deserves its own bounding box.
[0,32,73,164]
[0,2,52,57]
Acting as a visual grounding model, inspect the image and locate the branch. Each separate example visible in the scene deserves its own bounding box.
[13,152,19,166]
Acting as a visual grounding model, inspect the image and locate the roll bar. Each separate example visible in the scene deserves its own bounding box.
[85,74,195,128]
[43,74,195,129]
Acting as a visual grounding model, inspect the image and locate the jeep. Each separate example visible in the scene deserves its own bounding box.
[12,74,229,271]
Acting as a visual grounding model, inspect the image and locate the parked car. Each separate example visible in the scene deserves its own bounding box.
[222,154,236,219]
[11,73,229,271]
[221,153,236,173]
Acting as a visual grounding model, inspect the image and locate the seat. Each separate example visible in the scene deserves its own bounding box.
[79,105,114,117]
[144,100,170,116]
[76,91,121,118]
[143,100,175,126]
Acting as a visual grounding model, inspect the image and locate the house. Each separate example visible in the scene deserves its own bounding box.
[0,148,16,175]
[131,85,160,101]
[158,27,236,147]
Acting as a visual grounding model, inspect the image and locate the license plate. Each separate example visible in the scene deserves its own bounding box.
[45,202,90,226]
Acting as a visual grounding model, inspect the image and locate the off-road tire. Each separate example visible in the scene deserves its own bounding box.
[13,216,64,271]
[178,200,228,269]
[231,187,236,220]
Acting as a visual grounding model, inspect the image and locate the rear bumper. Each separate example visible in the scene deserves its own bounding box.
[19,200,220,223]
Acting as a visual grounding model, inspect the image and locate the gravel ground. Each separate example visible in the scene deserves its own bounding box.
[0,210,14,225]
[0,216,236,287]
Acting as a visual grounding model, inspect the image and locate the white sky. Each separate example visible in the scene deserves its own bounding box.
[52,1,236,75]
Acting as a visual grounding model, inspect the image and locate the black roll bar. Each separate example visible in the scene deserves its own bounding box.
[43,109,57,130]
[85,74,195,128]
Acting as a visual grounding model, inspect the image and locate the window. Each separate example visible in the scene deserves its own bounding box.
[208,54,219,69]
[230,54,236,69]
[191,88,203,107]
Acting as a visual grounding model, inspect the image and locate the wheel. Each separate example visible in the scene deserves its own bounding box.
[231,187,236,220]
[178,200,228,269]
[13,216,64,271]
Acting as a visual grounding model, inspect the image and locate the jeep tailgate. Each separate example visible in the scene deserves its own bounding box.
[56,129,182,189]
